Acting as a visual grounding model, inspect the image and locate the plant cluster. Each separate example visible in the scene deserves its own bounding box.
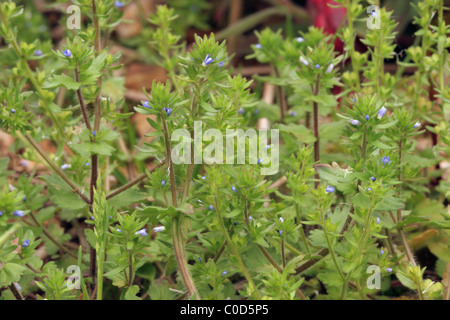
[0,0,449,300]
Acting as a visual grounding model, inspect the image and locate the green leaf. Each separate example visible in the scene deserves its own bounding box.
[44,74,80,90]
[274,123,316,144]
[84,229,96,248]
[109,188,147,208]
[50,189,87,210]
[72,141,115,157]
[0,263,27,287]
[125,285,141,300]
[396,271,417,290]
[375,196,404,211]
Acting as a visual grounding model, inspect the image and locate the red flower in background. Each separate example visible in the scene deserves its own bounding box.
[308,0,347,99]
[308,0,347,52]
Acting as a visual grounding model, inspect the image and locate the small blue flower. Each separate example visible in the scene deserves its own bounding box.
[386,268,393,273]
[296,37,304,43]
[413,121,420,129]
[266,145,271,149]
[370,176,376,182]
[371,10,377,17]
[231,186,237,192]
[116,228,122,233]
[367,187,372,192]
[0,210,3,216]
[61,164,70,170]
[161,180,166,186]
[382,156,392,166]
[34,49,42,56]
[350,119,360,126]
[62,49,72,58]
[11,109,15,114]
[352,98,356,103]
[164,107,172,116]
[23,196,26,202]
[22,239,30,247]
[218,61,224,67]
[202,176,206,180]
[136,228,148,236]
[202,54,214,66]
[279,230,283,236]
[14,283,22,291]
[289,110,297,116]
[114,1,124,8]
[91,216,95,220]
[238,107,244,114]
[198,257,201,262]
[376,217,380,224]
[315,64,320,69]
[13,210,25,217]
[248,216,252,222]
[326,186,335,193]
[254,109,259,115]
[255,44,262,49]
[143,101,151,109]
[279,217,284,223]
[208,205,214,210]
[85,162,90,166]
[377,106,387,118]
[153,226,165,233]
[234,222,238,225]
[92,130,96,137]
[258,158,263,164]
[221,271,227,276]
[380,249,384,256]
[365,115,369,121]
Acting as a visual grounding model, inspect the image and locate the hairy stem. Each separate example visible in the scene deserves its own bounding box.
[161,117,200,299]
[19,132,89,204]
[106,160,166,200]
[273,66,286,121]
[8,284,23,300]
[312,74,321,188]
[29,211,77,259]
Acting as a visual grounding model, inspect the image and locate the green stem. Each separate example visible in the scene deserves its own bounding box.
[295,203,311,254]
[273,66,286,121]
[321,209,345,281]
[312,74,321,188]
[96,251,104,300]
[161,117,200,299]
[340,203,375,299]
[28,211,77,259]
[105,160,166,200]
[396,137,417,266]
[18,132,89,204]
[215,194,260,298]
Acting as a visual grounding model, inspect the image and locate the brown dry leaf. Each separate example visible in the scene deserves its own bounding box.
[443,263,450,300]
[409,229,439,250]
[39,140,57,154]
[115,0,154,39]
[125,63,167,92]
[0,130,14,156]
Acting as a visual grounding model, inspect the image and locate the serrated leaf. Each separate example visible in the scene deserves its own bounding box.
[44,74,80,90]
[0,263,27,287]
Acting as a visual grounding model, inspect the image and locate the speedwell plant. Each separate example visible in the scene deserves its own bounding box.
[0,0,449,301]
